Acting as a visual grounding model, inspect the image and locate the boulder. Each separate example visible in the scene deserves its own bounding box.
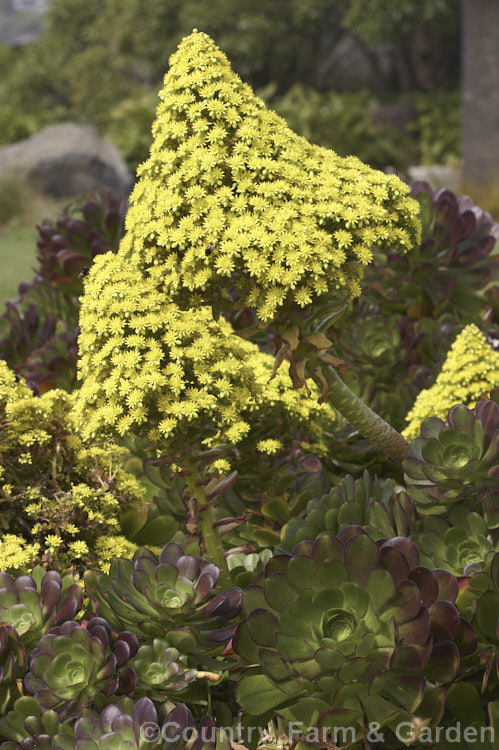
[407,164,462,193]
[0,123,133,198]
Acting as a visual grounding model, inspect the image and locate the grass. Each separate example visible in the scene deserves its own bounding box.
[0,224,39,306]
[0,177,66,308]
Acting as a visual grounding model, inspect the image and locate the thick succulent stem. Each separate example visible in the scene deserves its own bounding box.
[183,462,232,589]
[317,364,410,463]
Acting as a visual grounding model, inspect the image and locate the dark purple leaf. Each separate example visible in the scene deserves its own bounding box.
[426,641,460,683]
[409,567,439,608]
[430,601,461,642]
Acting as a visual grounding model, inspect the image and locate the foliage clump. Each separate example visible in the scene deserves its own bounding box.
[235,525,476,742]
[0,360,144,572]
[404,325,499,439]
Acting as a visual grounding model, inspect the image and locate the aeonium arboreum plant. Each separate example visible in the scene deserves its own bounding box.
[23,617,139,720]
[281,470,414,551]
[412,508,498,578]
[77,30,422,466]
[0,566,83,650]
[403,397,499,530]
[0,696,170,750]
[234,524,477,746]
[0,695,76,749]
[59,701,230,750]
[364,180,499,322]
[0,190,127,394]
[131,639,199,702]
[85,542,242,659]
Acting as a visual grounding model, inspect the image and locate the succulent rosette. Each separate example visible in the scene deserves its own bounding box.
[85,543,242,656]
[281,471,414,551]
[0,697,166,750]
[0,696,75,750]
[412,508,498,577]
[458,553,499,694]
[234,525,476,743]
[0,626,25,715]
[35,190,126,298]
[23,618,139,720]
[132,639,198,701]
[162,704,230,750]
[366,181,499,322]
[72,697,165,750]
[403,400,499,528]
[0,567,83,650]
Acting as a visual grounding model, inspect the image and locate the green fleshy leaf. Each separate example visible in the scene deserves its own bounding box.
[237,675,289,715]
[261,499,291,524]
[133,515,178,545]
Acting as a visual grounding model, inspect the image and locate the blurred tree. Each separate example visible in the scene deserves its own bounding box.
[461,0,499,191]
[340,0,459,92]
[0,0,461,170]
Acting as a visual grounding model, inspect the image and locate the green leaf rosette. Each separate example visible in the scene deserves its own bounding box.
[85,543,242,657]
[234,525,477,746]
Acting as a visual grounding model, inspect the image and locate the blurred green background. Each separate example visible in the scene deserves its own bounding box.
[0,0,463,306]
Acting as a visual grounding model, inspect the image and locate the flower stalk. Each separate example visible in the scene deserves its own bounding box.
[183,460,232,589]
[316,363,410,463]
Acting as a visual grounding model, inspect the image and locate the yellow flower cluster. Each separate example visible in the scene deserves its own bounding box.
[94,535,141,574]
[0,535,40,574]
[0,360,29,403]
[0,362,145,572]
[118,30,420,322]
[75,252,336,460]
[403,325,499,440]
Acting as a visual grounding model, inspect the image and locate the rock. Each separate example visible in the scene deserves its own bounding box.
[0,123,133,198]
[408,164,462,193]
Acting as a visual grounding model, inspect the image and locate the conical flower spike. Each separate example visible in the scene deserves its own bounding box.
[120,31,420,323]
[404,325,499,440]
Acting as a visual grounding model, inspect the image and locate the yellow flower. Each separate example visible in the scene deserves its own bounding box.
[256,439,283,455]
[68,541,89,558]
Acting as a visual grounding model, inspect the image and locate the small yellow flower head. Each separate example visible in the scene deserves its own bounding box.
[256,439,283,455]
[403,325,499,440]
[45,535,64,552]
[68,540,90,558]
[119,30,421,322]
